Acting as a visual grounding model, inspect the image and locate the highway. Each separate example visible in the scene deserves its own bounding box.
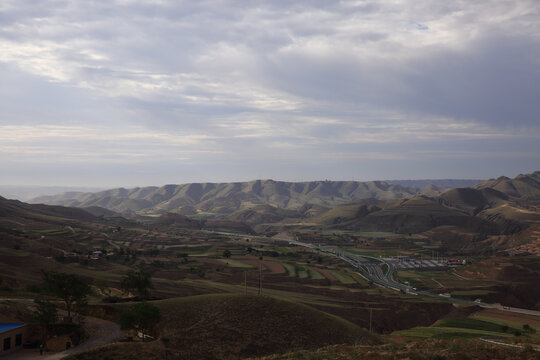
[285,238,540,315]
[203,230,540,316]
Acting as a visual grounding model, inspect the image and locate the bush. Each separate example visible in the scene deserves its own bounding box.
[25,283,43,293]
[120,302,160,341]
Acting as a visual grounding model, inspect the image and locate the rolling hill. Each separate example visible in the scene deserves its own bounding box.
[474,171,540,202]
[67,294,379,360]
[19,172,540,238]
[30,179,477,216]
[313,195,504,234]
[0,196,99,224]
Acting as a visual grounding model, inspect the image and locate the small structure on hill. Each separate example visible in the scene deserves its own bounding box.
[0,323,29,355]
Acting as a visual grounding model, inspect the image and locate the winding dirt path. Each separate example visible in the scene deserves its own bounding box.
[4,312,120,360]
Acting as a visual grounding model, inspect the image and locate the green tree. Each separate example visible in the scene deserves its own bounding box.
[43,272,90,321]
[32,298,58,346]
[120,269,153,299]
[223,249,231,258]
[120,302,160,341]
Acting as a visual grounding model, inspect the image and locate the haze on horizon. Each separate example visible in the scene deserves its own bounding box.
[1,1,539,188]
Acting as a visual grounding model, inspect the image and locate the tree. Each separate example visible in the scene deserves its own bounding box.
[223,249,231,258]
[43,272,91,321]
[32,298,58,346]
[120,302,160,341]
[120,269,153,299]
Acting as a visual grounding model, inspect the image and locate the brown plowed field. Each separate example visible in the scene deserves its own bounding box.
[234,256,286,274]
[197,258,223,265]
[474,308,540,327]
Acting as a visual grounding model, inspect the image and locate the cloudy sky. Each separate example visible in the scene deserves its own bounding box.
[1,0,539,187]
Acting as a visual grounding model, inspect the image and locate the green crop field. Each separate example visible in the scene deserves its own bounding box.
[393,326,514,339]
[437,318,518,333]
[392,317,525,340]
[470,315,540,340]
[327,269,357,284]
[451,290,494,296]
[295,265,309,278]
[281,262,296,277]
[350,272,369,286]
[307,267,326,280]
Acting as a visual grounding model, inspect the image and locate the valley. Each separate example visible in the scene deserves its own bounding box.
[1,172,540,359]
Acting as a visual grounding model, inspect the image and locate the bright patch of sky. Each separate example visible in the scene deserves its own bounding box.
[1,0,539,187]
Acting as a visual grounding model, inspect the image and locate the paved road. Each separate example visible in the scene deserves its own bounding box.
[209,231,540,316]
[199,230,540,316]
[291,239,540,316]
[480,338,540,352]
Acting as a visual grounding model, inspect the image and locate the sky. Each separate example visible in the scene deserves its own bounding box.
[1,0,539,188]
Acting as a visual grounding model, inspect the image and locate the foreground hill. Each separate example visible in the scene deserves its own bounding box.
[257,340,539,360]
[69,294,378,360]
[31,179,448,215]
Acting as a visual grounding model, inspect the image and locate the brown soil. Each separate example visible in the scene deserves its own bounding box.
[69,294,378,360]
[514,227,540,256]
[474,308,540,328]
[197,258,224,265]
[238,258,286,275]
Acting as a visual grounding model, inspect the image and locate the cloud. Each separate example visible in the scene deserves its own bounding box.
[0,0,539,185]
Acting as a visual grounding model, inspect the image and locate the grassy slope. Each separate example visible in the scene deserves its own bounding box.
[391,317,531,340]
[69,294,379,360]
[256,339,539,360]
[31,179,418,214]
[474,172,540,200]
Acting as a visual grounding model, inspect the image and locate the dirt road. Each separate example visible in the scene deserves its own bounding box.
[4,315,121,360]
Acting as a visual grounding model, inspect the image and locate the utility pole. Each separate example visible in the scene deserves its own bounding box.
[369,308,373,333]
[259,262,263,295]
[510,237,515,257]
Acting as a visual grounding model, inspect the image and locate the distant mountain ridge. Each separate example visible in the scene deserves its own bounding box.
[0,186,105,202]
[386,179,483,189]
[30,179,472,215]
[6,172,539,255]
